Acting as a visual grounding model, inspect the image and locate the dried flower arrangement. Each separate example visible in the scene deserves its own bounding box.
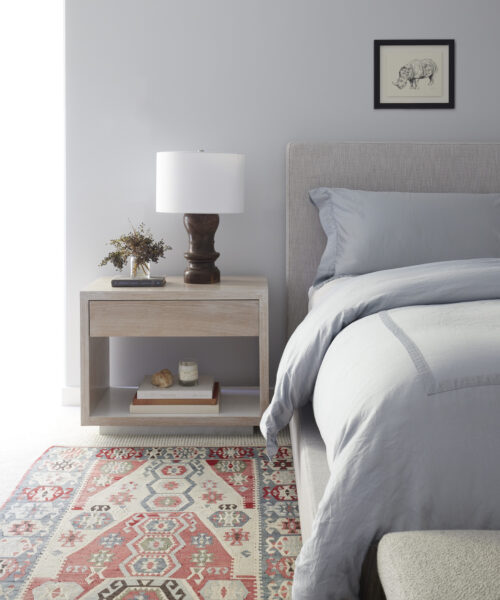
[99,222,172,277]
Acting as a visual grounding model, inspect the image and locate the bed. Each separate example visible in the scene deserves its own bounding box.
[261,142,500,600]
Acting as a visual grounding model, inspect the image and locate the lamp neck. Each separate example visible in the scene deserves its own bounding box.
[183,213,220,284]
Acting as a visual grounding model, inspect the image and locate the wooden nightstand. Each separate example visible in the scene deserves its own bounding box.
[80,276,269,427]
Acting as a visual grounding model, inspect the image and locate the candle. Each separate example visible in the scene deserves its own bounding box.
[178,359,198,386]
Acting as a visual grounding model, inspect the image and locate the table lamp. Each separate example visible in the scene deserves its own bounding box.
[156,150,245,284]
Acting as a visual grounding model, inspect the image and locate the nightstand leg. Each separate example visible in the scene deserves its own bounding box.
[258,295,269,415]
[81,295,109,425]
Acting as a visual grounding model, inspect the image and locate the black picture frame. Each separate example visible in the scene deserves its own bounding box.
[374,39,455,109]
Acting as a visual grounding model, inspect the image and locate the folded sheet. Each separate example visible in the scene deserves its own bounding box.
[380,302,500,395]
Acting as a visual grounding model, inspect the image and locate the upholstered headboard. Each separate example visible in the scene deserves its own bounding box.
[286,141,500,336]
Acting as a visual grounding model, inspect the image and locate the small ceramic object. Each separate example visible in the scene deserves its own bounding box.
[151,368,174,388]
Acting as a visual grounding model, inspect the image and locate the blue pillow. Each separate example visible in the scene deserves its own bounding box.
[309,187,500,284]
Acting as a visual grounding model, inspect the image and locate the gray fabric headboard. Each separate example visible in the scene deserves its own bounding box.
[286,141,500,336]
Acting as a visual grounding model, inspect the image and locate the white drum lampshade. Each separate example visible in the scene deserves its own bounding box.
[156,151,245,214]
[156,150,245,284]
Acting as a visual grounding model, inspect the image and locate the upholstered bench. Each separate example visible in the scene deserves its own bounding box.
[377,530,500,600]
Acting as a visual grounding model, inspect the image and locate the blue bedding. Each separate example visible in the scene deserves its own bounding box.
[260,258,500,599]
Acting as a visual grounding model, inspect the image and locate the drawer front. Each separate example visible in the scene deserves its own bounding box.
[89,300,259,337]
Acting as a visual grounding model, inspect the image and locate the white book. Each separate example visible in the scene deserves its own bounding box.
[130,402,220,415]
[137,374,215,399]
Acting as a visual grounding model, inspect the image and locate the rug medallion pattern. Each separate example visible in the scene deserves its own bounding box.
[0,446,300,599]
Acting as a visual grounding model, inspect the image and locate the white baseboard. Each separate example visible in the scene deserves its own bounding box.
[99,426,256,435]
[62,386,80,406]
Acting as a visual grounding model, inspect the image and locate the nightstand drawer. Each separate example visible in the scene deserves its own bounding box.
[89,300,259,337]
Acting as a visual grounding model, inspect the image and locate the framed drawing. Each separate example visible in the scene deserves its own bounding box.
[374,39,455,109]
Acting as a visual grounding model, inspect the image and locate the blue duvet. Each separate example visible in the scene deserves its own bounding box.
[261,258,500,599]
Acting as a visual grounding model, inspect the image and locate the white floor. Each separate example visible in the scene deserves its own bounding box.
[0,401,288,507]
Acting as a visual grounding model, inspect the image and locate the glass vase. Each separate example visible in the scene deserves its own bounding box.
[130,257,151,279]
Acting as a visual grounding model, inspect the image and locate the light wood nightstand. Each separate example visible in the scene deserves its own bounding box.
[80,276,269,427]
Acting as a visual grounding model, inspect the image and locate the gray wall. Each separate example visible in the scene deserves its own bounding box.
[66,0,500,391]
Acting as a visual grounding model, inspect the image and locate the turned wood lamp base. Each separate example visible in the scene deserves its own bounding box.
[183,213,221,284]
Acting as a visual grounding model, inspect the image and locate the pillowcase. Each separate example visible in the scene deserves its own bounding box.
[309,187,500,284]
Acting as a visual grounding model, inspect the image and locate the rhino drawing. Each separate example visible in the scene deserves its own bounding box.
[393,58,437,89]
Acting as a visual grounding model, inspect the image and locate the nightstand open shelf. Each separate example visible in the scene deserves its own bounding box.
[80,276,269,428]
[87,386,261,426]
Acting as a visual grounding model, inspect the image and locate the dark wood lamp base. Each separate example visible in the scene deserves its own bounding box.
[183,213,221,284]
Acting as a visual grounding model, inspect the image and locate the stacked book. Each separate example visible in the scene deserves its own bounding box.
[130,375,220,415]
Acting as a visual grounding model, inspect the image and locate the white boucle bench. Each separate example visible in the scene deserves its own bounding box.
[377,530,500,600]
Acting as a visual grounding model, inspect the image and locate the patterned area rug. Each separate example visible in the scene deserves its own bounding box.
[0,446,301,599]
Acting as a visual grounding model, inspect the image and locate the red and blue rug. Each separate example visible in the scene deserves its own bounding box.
[0,446,301,599]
